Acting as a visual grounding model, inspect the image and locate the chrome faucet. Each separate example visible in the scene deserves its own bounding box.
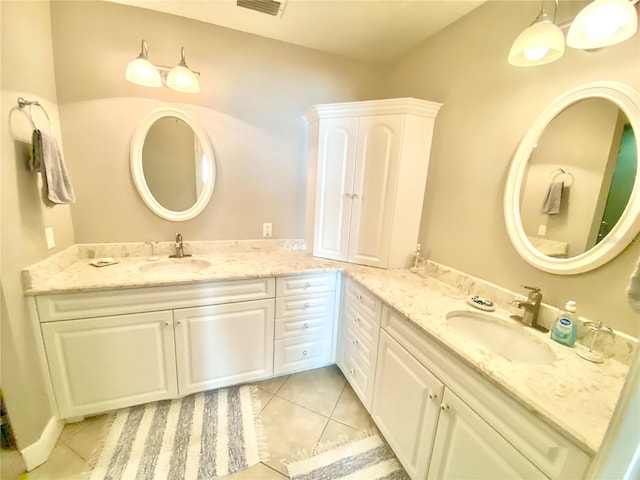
[512,286,548,332]
[169,233,191,258]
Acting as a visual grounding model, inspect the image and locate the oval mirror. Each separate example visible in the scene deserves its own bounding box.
[131,107,216,221]
[504,82,640,274]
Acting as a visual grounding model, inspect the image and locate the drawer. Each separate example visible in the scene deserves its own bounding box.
[36,278,276,322]
[381,305,590,480]
[276,272,337,296]
[344,323,378,372]
[275,314,332,340]
[342,348,375,413]
[274,334,333,375]
[275,292,335,319]
[343,301,380,350]
[344,279,382,325]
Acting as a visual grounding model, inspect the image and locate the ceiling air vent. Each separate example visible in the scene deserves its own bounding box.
[237,0,287,17]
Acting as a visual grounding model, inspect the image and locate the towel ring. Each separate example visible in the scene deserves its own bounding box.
[550,167,574,187]
[17,97,53,133]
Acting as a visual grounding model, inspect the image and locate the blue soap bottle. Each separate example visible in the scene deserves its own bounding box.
[551,301,578,347]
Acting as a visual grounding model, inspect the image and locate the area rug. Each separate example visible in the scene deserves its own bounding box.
[286,434,408,480]
[89,385,267,480]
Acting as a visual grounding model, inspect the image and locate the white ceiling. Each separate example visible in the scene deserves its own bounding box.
[107,0,486,63]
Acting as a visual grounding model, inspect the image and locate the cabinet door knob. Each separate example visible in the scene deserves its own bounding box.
[304,323,309,329]
[349,368,356,375]
[352,339,358,345]
[303,303,310,309]
[440,403,450,412]
[356,294,363,302]
[352,193,359,199]
[164,321,170,327]
[428,391,438,400]
[354,317,360,323]
[302,350,308,357]
[176,320,182,326]
[305,282,312,288]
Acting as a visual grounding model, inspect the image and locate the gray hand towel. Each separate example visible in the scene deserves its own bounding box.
[627,256,640,313]
[541,181,563,215]
[31,129,76,204]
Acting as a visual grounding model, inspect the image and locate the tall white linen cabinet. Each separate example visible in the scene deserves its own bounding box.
[305,98,442,268]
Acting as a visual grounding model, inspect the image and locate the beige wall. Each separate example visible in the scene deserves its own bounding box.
[50,1,385,242]
[3,0,640,452]
[384,0,640,336]
[1,1,75,448]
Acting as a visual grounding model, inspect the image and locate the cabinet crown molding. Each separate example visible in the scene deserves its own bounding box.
[304,97,442,123]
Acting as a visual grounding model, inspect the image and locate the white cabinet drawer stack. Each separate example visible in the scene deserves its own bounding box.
[337,277,382,412]
[273,272,338,375]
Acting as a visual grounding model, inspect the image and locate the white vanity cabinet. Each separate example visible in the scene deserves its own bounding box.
[377,305,591,480]
[428,389,545,479]
[42,311,178,419]
[305,98,441,268]
[337,277,382,412]
[372,331,444,479]
[273,272,337,375]
[35,278,276,419]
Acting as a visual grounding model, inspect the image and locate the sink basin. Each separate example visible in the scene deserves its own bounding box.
[139,258,211,275]
[446,310,556,365]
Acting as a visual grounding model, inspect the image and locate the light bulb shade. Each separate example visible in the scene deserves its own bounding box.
[166,65,200,93]
[509,21,565,66]
[125,57,162,87]
[567,0,638,49]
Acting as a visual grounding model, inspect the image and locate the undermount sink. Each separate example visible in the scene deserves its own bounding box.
[446,310,556,365]
[139,258,212,275]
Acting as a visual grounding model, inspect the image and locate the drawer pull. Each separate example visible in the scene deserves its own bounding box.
[440,403,450,412]
[304,323,310,329]
[428,391,438,400]
[303,303,310,309]
[352,339,359,345]
[349,368,356,375]
[303,350,308,357]
[356,294,363,302]
[305,282,312,288]
[354,317,361,323]
[164,322,170,327]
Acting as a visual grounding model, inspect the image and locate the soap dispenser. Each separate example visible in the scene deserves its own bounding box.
[551,301,578,347]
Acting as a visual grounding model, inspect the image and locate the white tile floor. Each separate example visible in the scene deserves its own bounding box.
[1,366,378,479]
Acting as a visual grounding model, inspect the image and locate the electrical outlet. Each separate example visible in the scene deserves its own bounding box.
[45,227,55,249]
[538,224,547,236]
[263,223,272,237]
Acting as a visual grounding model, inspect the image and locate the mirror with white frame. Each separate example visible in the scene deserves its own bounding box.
[504,82,640,274]
[131,107,216,221]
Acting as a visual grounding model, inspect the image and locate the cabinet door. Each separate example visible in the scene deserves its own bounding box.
[429,390,546,480]
[348,115,404,268]
[174,299,275,395]
[313,117,359,262]
[42,311,177,419]
[372,331,444,479]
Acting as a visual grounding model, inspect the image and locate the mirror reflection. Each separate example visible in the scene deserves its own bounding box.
[519,98,637,258]
[142,116,208,212]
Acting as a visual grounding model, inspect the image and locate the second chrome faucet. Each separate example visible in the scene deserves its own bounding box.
[512,285,548,333]
[169,233,191,258]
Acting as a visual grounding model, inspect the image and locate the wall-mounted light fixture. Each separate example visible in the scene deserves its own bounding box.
[509,0,638,67]
[125,40,200,93]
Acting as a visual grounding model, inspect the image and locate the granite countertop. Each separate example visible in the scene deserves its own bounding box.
[23,248,629,456]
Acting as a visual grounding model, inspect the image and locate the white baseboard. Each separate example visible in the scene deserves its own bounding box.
[20,416,64,471]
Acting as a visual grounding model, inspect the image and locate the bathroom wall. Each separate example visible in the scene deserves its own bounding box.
[384,0,640,336]
[1,1,75,449]
[49,1,385,243]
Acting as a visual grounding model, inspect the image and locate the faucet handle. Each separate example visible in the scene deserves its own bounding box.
[522,285,540,292]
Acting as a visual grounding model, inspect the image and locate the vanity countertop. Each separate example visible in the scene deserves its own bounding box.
[23,249,629,456]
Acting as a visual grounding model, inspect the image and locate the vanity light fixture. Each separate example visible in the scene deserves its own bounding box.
[567,0,638,49]
[509,0,639,67]
[508,3,565,66]
[125,40,200,94]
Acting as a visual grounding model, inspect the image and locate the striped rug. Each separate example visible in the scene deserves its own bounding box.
[286,434,408,480]
[89,385,267,480]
